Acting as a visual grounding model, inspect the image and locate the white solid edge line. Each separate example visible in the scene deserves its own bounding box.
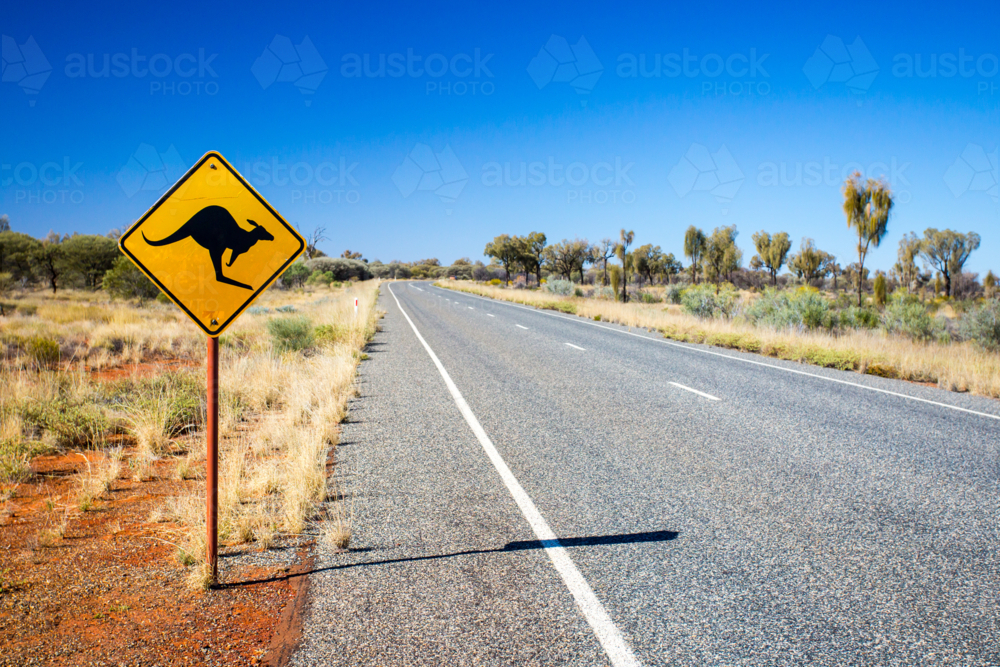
[516,324,529,330]
[669,381,720,401]
[565,342,586,351]
[387,284,641,667]
[432,285,1000,422]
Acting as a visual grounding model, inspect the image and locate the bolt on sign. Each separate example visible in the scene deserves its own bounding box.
[119,151,305,336]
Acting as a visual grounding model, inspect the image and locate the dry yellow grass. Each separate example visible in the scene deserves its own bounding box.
[439,281,1000,399]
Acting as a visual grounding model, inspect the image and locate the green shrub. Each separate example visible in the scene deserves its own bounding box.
[574,287,584,298]
[488,278,502,286]
[666,285,684,304]
[275,305,297,313]
[306,270,334,286]
[880,301,947,342]
[103,371,204,436]
[25,336,60,368]
[743,288,831,331]
[102,256,160,302]
[959,300,1000,351]
[681,284,739,319]
[268,316,314,352]
[544,279,575,296]
[155,292,171,304]
[839,306,880,329]
[639,291,661,304]
[20,398,110,448]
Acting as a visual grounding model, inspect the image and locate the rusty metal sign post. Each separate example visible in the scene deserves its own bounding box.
[118,151,305,585]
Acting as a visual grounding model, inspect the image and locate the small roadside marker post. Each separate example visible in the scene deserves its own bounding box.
[118,151,305,586]
[354,297,358,317]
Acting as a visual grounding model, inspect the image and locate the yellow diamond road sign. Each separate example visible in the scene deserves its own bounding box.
[119,151,305,337]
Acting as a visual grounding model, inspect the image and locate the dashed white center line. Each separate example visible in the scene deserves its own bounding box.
[487,314,495,317]
[515,324,529,330]
[565,343,585,351]
[468,306,474,310]
[669,382,720,401]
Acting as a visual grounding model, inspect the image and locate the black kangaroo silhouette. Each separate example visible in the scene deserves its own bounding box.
[142,205,274,290]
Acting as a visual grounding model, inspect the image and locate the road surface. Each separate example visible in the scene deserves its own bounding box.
[291,281,1000,666]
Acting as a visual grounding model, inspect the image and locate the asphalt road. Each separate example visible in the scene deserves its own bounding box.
[292,281,1000,667]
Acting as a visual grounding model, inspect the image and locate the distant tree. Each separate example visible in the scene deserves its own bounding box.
[659,253,683,284]
[303,227,327,260]
[102,256,160,302]
[918,228,981,298]
[751,230,792,286]
[896,232,922,292]
[59,235,119,289]
[32,241,65,293]
[0,272,13,315]
[828,261,843,290]
[985,271,997,299]
[0,231,40,283]
[545,238,590,284]
[519,232,547,286]
[340,249,363,260]
[615,229,634,301]
[788,238,835,285]
[591,238,616,286]
[843,172,894,306]
[0,214,9,233]
[684,226,707,285]
[631,244,656,288]
[106,228,122,240]
[484,235,519,285]
[702,225,740,293]
[282,261,312,287]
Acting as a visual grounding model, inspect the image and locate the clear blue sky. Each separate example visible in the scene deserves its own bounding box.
[3,0,998,273]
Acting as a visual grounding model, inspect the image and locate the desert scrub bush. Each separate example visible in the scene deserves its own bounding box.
[959,299,1000,351]
[639,291,661,304]
[76,449,123,510]
[681,284,740,319]
[268,315,314,352]
[24,336,60,369]
[102,256,160,302]
[20,393,110,448]
[107,371,203,454]
[543,279,575,296]
[880,301,947,342]
[839,305,880,330]
[666,285,685,304]
[315,323,349,346]
[743,288,832,331]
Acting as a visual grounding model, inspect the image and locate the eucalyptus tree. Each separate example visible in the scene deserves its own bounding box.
[591,238,616,286]
[484,234,519,285]
[615,229,635,302]
[702,225,741,293]
[918,228,981,298]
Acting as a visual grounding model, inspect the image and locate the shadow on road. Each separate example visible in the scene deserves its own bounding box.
[217,530,679,589]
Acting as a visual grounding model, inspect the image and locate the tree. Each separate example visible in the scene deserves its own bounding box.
[517,232,547,286]
[631,244,659,288]
[0,272,12,316]
[843,172,894,306]
[340,249,363,260]
[0,214,9,232]
[615,229,634,302]
[985,271,997,299]
[545,238,590,284]
[32,241,64,293]
[873,272,887,308]
[304,227,327,260]
[828,261,842,290]
[102,256,160,302]
[683,226,707,284]
[0,231,40,283]
[896,232,921,292]
[702,225,740,293]
[751,230,792,286]
[591,238,616,286]
[282,261,312,287]
[484,235,519,285]
[659,253,683,284]
[918,228,981,298]
[59,235,119,289]
[788,238,835,285]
